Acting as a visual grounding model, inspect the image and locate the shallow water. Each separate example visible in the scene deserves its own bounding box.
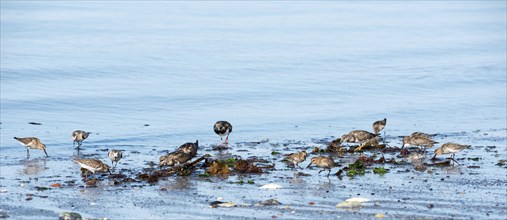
[1,1,506,219]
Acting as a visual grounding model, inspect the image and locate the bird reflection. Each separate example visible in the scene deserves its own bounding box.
[22,158,47,176]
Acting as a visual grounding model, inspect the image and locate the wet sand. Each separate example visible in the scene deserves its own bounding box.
[0,129,506,219]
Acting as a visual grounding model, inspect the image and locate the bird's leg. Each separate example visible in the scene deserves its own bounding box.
[327,169,331,177]
[297,164,303,169]
[43,149,48,157]
[26,148,30,158]
[448,157,461,166]
[225,131,230,144]
[318,169,324,174]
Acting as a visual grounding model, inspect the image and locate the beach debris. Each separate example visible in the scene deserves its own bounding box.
[0,189,7,193]
[35,186,50,191]
[28,122,42,125]
[85,179,97,186]
[255,199,281,206]
[496,160,506,167]
[372,167,389,175]
[59,212,82,220]
[209,160,231,175]
[233,159,262,173]
[209,201,237,208]
[50,183,62,188]
[271,151,281,155]
[375,213,385,218]
[415,164,427,172]
[309,202,315,205]
[336,197,370,208]
[0,210,9,218]
[259,183,282,189]
[343,160,366,177]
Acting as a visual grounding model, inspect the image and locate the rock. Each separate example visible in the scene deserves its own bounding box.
[255,199,281,206]
[336,197,370,209]
[209,201,237,208]
[259,183,282,189]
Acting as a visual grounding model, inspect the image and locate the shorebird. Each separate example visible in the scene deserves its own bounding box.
[72,130,91,149]
[74,159,110,178]
[306,156,336,177]
[340,130,378,151]
[159,151,193,167]
[283,151,307,169]
[433,142,470,161]
[372,118,387,136]
[402,136,438,151]
[213,121,232,145]
[410,132,437,139]
[14,137,48,158]
[176,140,198,157]
[340,130,376,144]
[108,150,123,168]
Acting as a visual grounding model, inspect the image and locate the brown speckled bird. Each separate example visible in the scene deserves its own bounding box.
[14,137,48,158]
[108,150,123,168]
[306,156,336,177]
[176,140,198,157]
[159,151,193,167]
[283,151,307,169]
[340,130,377,146]
[74,159,110,178]
[372,118,387,136]
[410,132,437,139]
[72,130,91,149]
[433,142,470,159]
[402,136,438,150]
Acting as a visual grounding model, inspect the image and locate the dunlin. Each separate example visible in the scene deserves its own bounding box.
[283,151,307,169]
[402,136,438,150]
[340,130,376,144]
[159,151,193,167]
[213,121,232,144]
[433,142,470,159]
[176,140,198,157]
[372,118,387,136]
[14,137,48,158]
[108,150,123,168]
[306,156,336,177]
[74,159,110,178]
[72,130,91,149]
[410,132,436,139]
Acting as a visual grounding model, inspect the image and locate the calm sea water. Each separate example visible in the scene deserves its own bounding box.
[1,2,506,154]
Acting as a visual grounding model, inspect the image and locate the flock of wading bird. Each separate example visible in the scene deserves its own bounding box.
[13,119,471,178]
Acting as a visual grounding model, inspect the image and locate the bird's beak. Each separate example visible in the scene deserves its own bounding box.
[306,162,313,169]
